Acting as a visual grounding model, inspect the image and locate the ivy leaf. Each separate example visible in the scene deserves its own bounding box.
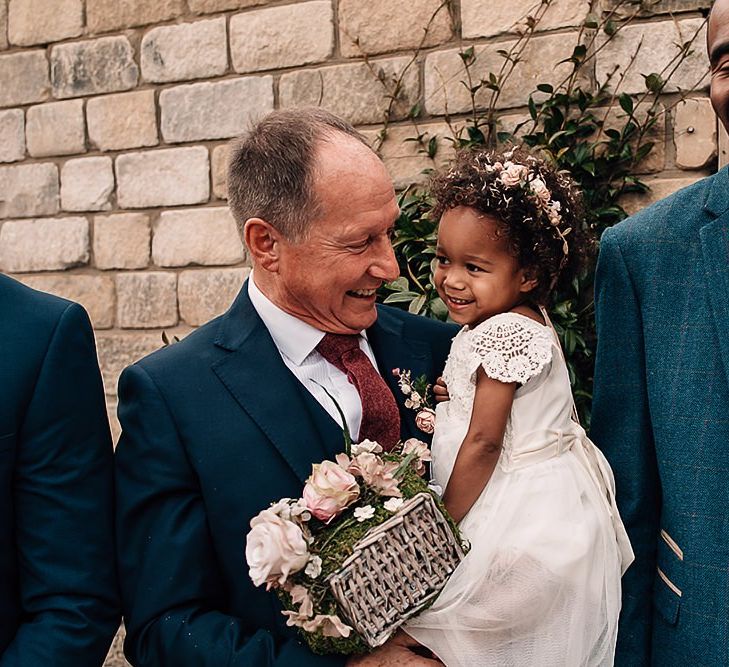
[604,19,617,36]
[618,93,634,114]
[537,83,554,94]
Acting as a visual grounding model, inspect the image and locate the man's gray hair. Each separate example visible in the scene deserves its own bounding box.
[227,107,370,241]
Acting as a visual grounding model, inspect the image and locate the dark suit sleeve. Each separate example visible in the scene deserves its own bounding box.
[115,364,345,667]
[591,229,661,666]
[0,303,119,667]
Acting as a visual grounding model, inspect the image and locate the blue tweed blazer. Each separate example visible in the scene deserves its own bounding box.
[592,167,729,666]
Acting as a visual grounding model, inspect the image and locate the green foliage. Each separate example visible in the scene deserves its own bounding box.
[377,2,706,425]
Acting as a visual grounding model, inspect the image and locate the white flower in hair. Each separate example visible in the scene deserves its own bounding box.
[530,177,551,204]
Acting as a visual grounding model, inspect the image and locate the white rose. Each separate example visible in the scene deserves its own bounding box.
[246,509,309,588]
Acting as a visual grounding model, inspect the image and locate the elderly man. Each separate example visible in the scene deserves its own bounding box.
[115,108,455,666]
[591,3,729,664]
[0,274,119,666]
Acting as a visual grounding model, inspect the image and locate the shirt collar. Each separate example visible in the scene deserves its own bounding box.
[247,272,368,366]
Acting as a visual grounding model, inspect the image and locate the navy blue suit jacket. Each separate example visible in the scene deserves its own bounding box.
[0,274,119,666]
[592,168,729,665]
[115,281,456,666]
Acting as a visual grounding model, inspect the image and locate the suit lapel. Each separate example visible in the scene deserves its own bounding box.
[700,214,729,390]
[211,282,333,483]
[368,306,432,441]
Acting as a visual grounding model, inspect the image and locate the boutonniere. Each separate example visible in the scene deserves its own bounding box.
[392,368,436,434]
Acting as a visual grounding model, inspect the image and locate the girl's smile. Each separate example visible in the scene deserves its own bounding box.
[433,206,537,327]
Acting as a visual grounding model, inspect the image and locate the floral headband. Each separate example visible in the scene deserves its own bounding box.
[471,151,571,257]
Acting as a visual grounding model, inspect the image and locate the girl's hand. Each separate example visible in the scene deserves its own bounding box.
[433,377,450,403]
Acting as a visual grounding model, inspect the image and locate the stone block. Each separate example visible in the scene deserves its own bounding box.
[339,0,452,57]
[0,109,25,162]
[674,97,716,169]
[26,99,85,157]
[116,271,178,329]
[621,175,701,215]
[51,37,139,99]
[0,1,7,50]
[189,0,268,14]
[152,206,245,267]
[87,0,185,34]
[596,19,708,95]
[424,33,584,115]
[0,162,58,218]
[461,0,589,39]
[178,267,249,326]
[20,273,115,328]
[106,400,120,445]
[0,50,49,107]
[361,122,454,189]
[211,144,228,199]
[0,216,88,271]
[8,0,82,46]
[116,147,210,209]
[160,77,274,143]
[603,0,711,16]
[230,1,333,73]
[93,213,151,270]
[87,90,158,152]
[280,57,419,125]
[61,156,114,212]
[96,331,164,395]
[141,17,227,83]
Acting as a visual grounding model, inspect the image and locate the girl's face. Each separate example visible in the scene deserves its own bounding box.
[433,206,537,327]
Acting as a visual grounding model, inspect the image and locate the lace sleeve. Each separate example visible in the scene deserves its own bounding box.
[467,313,553,384]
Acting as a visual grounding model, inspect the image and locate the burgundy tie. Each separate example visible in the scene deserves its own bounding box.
[316,333,401,451]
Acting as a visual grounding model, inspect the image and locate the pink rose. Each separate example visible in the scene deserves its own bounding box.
[303,461,360,522]
[414,407,436,434]
[402,437,432,475]
[246,510,309,589]
[350,452,401,497]
[499,161,529,187]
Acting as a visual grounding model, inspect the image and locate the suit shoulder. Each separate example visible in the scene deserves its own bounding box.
[605,172,718,246]
[130,314,224,376]
[0,274,92,348]
[376,304,457,343]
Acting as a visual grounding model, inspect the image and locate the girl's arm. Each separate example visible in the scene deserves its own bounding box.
[442,368,516,523]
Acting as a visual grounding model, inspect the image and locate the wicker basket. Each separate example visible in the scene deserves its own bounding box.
[328,492,467,648]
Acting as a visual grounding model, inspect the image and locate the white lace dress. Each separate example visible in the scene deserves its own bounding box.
[406,312,634,667]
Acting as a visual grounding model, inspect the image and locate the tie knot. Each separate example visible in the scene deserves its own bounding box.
[316,333,360,366]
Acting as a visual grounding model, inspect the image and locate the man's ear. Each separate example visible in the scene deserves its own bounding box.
[519,267,539,295]
[244,218,282,272]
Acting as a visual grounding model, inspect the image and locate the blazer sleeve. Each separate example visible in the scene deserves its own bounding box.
[591,228,661,666]
[0,303,119,667]
[114,364,345,667]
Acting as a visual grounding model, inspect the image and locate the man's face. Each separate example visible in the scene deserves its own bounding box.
[709,0,729,133]
[272,135,400,334]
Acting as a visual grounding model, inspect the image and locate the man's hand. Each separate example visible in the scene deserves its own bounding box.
[433,377,450,403]
[346,631,443,666]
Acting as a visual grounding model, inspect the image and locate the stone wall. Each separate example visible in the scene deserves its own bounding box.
[0,0,715,664]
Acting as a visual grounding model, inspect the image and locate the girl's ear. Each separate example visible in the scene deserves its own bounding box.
[519,267,539,294]
[244,218,281,272]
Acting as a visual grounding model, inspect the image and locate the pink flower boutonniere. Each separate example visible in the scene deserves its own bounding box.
[392,368,436,435]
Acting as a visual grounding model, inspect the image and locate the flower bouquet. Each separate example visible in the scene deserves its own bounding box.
[245,395,468,655]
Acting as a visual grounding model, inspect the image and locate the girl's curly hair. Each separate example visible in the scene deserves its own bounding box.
[430,146,594,304]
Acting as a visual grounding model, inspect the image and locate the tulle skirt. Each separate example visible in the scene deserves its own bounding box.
[405,445,623,667]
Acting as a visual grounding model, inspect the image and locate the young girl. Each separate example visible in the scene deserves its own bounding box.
[405,148,633,666]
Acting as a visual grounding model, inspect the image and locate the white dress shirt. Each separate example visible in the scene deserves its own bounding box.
[247,273,381,440]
